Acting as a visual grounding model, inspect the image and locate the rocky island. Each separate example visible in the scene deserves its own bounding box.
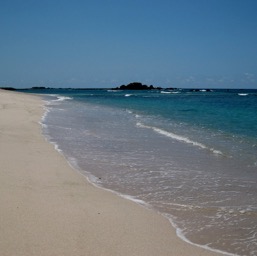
[114,82,162,90]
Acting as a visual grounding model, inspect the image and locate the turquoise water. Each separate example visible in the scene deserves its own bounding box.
[24,88,257,255]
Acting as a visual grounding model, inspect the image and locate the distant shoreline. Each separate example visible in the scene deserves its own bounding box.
[1,86,257,92]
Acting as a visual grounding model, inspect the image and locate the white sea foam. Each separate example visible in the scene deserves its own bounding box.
[38,103,51,132]
[42,95,72,107]
[41,107,50,122]
[49,141,63,153]
[161,91,172,94]
[119,194,150,206]
[136,122,223,155]
[107,90,119,92]
[126,109,133,114]
[125,94,132,97]
[238,93,248,96]
[165,215,238,256]
[54,96,73,102]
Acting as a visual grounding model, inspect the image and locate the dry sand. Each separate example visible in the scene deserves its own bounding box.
[0,89,223,256]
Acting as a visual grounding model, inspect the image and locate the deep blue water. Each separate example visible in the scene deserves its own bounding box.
[22,88,257,256]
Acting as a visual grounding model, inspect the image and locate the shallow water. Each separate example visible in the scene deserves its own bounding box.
[32,89,257,256]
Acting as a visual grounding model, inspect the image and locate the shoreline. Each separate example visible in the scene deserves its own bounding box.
[0,89,223,256]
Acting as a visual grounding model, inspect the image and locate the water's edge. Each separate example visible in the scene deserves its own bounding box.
[39,96,235,256]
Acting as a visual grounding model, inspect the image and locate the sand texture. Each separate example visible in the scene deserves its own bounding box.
[0,89,222,256]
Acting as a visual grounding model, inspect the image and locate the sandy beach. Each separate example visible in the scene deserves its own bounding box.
[0,89,222,256]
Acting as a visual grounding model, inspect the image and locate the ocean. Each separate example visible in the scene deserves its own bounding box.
[22,88,257,256]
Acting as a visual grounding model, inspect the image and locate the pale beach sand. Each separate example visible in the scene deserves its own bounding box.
[0,89,222,256]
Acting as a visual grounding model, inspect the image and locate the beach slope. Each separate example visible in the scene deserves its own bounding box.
[0,89,221,256]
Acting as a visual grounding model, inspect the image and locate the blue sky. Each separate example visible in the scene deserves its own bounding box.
[1,0,257,88]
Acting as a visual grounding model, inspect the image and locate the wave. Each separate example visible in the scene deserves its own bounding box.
[41,107,50,122]
[107,90,120,92]
[165,214,238,256]
[161,91,181,94]
[136,122,223,155]
[40,95,72,125]
[161,91,172,94]
[125,94,132,97]
[238,93,248,96]
[54,96,73,102]
[43,95,73,108]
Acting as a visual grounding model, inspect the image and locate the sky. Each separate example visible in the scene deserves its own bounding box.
[0,0,257,89]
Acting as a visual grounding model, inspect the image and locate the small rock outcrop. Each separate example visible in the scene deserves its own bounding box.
[114,82,162,90]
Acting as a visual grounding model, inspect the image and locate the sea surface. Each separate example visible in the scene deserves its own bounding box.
[22,88,257,256]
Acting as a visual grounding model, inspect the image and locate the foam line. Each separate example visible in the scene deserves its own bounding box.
[166,215,239,256]
[136,122,223,155]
